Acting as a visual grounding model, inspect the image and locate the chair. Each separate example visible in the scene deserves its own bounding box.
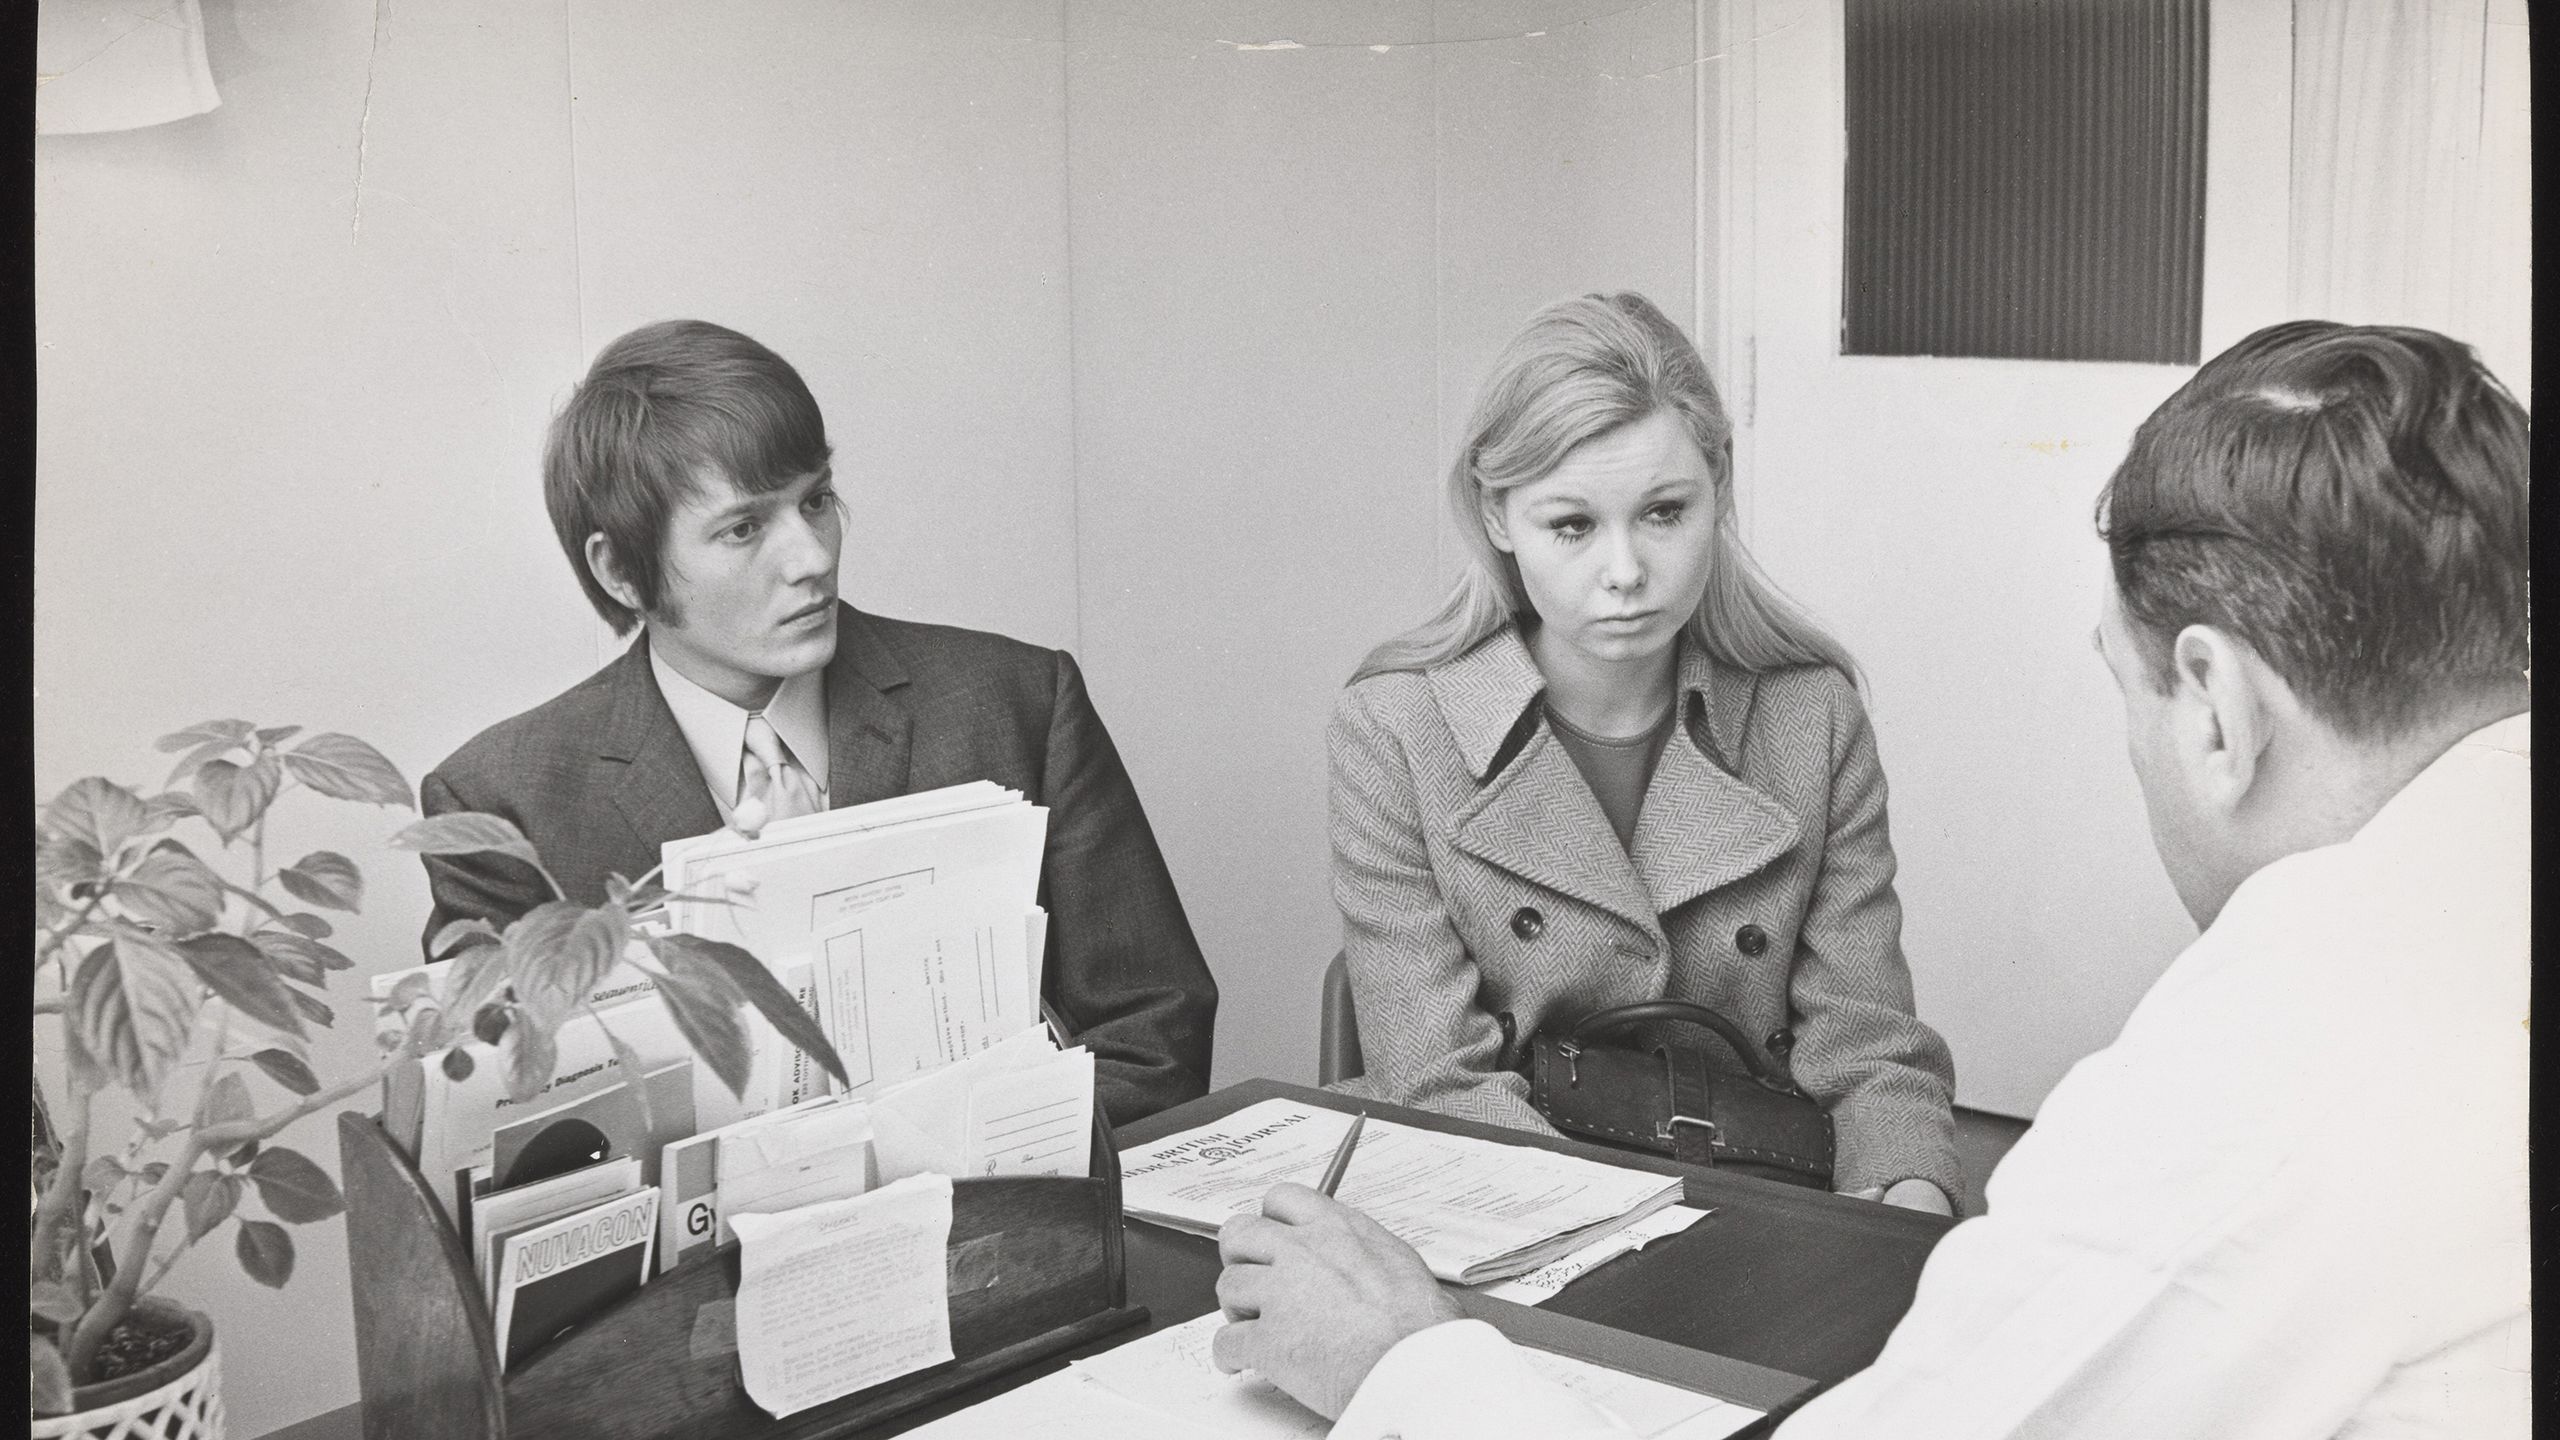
[1318,950,1364,1084]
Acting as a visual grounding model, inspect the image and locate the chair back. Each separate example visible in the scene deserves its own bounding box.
[1318,950,1364,1085]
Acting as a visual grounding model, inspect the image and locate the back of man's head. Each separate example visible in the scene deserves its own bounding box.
[2099,321,2528,739]
[544,319,833,634]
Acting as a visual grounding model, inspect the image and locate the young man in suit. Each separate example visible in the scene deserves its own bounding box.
[420,319,1217,1126]
[1207,322,2530,1436]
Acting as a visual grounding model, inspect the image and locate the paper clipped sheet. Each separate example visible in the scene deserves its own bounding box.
[730,1173,958,1419]
[1475,1205,1714,1306]
[1120,1101,1684,1283]
[1070,1311,1750,1440]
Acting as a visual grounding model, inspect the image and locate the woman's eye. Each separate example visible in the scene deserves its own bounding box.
[1645,503,1687,525]
[1547,516,1593,540]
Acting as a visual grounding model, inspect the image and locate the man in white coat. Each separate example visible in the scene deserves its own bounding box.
[1210,320,2531,1439]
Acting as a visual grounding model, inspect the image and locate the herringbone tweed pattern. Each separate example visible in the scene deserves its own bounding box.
[1326,628,1962,1202]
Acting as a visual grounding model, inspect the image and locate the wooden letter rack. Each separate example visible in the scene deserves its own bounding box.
[339,1105,1147,1439]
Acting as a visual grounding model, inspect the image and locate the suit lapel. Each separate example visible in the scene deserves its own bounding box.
[1630,650,1801,914]
[820,605,914,808]
[603,638,723,851]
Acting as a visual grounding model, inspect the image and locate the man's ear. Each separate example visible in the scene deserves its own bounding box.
[1479,490,1515,554]
[2165,625,2276,814]
[584,532,646,616]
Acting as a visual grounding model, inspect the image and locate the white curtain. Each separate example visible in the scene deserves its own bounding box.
[2289,0,2531,400]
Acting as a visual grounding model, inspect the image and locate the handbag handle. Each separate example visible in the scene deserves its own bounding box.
[1566,1000,1800,1093]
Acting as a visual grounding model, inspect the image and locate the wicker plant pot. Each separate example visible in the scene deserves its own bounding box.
[32,1299,224,1440]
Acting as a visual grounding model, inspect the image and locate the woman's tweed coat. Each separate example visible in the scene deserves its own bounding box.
[1327,627,1961,1201]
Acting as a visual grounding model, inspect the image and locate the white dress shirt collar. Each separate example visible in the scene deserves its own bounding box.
[647,646,832,819]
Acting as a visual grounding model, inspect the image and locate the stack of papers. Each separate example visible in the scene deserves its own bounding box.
[1120,1101,1686,1285]
[659,782,1052,1110]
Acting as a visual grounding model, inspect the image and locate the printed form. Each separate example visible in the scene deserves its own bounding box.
[1121,1101,1683,1284]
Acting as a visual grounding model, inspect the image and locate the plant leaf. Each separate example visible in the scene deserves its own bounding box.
[249,1047,322,1096]
[430,939,514,1051]
[194,757,282,842]
[162,738,239,792]
[235,1218,295,1287]
[83,1154,129,1196]
[430,917,502,960]
[504,1017,560,1104]
[283,734,415,809]
[247,1147,345,1223]
[389,811,541,868]
[287,987,335,1028]
[648,960,753,1099]
[182,1170,244,1242]
[590,1011,660,1138]
[70,936,201,1096]
[202,1070,256,1127]
[276,910,334,939]
[276,850,364,913]
[36,836,107,896]
[42,776,150,857]
[250,930,348,986]
[653,932,848,1086]
[157,719,255,753]
[176,932,305,1037]
[32,1335,74,1416]
[503,901,591,1033]
[113,846,225,933]
[255,725,303,745]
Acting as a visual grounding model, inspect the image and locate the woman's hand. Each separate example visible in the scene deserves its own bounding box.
[1847,1177,1955,1215]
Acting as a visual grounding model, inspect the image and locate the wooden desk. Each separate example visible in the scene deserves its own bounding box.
[295,1079,1951,1439]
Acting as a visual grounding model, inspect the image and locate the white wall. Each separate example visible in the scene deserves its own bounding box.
[36,4,1706,1431]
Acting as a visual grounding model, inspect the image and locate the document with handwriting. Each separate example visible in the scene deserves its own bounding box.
[730,1173,956,1418]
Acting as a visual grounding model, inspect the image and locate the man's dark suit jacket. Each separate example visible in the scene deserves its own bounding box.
[419,603,1217,1126]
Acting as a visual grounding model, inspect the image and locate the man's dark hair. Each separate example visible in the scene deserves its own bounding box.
[2097,320,2528,738]
[544,320,833,633]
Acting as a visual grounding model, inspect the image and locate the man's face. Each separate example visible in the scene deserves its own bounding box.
[642,465,843,708]
[2094,588,2222,925]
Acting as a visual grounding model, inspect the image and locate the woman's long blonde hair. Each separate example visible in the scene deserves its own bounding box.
[1353,292,1859,684]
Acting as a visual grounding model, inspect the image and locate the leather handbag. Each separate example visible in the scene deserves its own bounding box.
[1511,1000,1835,1189]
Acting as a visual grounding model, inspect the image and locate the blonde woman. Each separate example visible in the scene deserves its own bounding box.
[1329,292,1958,1212]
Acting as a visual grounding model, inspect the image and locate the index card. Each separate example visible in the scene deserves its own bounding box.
[730,1173,957,1419]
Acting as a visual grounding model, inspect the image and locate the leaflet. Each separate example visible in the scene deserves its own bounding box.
[1474,1205,1714,1306]
[811,887,1037,1098]
[1119,1101,1684,1285]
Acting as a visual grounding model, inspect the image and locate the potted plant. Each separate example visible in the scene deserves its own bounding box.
[30,721,845,1435]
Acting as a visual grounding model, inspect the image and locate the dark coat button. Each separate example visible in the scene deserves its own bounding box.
[1510,906,1545,940]
[1765,1027,1796,1057]
[1735,923,1769,957]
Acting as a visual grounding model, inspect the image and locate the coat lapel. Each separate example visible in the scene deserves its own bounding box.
[820,605,915,808]
[1630,648,1801,914]
[604,638,724,850]
[1437,632,1660,935]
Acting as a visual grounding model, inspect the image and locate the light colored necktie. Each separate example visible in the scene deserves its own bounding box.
[732,712,821,836]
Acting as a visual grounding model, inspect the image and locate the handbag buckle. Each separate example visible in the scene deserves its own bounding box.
[1556,1038,1582,1087]
[1657,1114,1717,1145]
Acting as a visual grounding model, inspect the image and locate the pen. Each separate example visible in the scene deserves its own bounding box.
[1316,1112,1366,1197]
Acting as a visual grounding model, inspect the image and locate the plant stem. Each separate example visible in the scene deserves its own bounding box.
[63,1047,413,1379]
[30,1079,93,1306]
[217,876,292,925]
[36,891,109,975]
